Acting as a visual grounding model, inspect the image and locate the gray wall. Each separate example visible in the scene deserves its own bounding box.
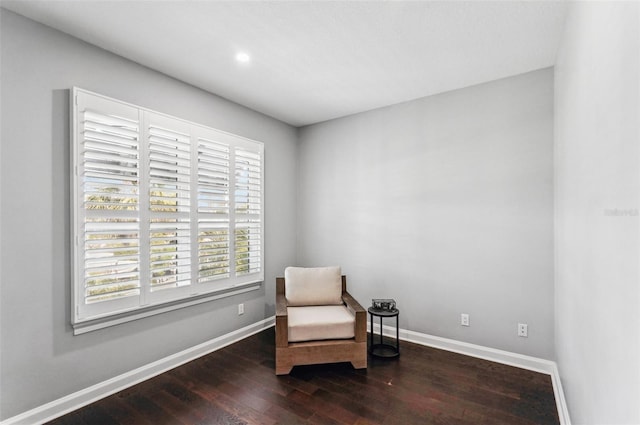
[297,68,555,359]
[9,2,640,422]
[554,2,640,424]
[0,10,297,420]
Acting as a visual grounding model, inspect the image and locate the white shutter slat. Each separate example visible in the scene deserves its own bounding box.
[147,138,191,153]
[149,168,190,180]
[84,109,138,129]
[149,126,190,141]
[199,249,228,258]
[149,205,191,214]
[149,150,191,161]
[148,143,191,158]
[198,157,228,168]
[84,180,139,194]
[236,178,261,187]
[85,237,139,247]
[84,163,139,177]
[149,194,190,203]
[83,171,138,185]
[83,121,139,139]
[85,254,138,268]
[84,184,139,199]
[149,158,191,172]
[197,145,227,156]
[85,190,139,202]
[150,276,191,287]
[198,168,229,179]
[86,287,140,304]
[198,208,228,215]
[148,138,190,152]
[199,159,228,169]
[84,146,138,163]
[86,270,139,285]
[84,141,138,157]
[84,131,138,149]
[198,187,228,196]
[84,202,138,212]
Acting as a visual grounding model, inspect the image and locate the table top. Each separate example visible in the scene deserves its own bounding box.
[368,307,399,317]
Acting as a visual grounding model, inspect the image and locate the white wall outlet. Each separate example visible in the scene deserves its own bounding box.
[461,313,470,327]
[518,323,528,337]
[238,303,244,315]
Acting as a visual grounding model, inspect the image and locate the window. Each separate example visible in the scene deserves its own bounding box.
[71,88,264,333]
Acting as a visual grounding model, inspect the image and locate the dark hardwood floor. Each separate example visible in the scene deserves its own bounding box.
[48,328,559,425]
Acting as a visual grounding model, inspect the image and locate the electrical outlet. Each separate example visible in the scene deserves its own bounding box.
[461,313,470,327]
[518,323,528,337]
[238,303,244,315]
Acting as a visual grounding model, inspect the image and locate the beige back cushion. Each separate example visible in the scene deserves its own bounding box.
[284,266,343,306]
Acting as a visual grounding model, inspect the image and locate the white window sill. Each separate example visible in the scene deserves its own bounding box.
[72,282,262,335]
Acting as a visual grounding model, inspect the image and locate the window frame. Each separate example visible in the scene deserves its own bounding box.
[71,88,264,334]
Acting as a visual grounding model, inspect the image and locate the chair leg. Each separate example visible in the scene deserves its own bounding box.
[276,351,293,375]
[351,359,367,369]
[276,364,293,375]
[350,342,367,370]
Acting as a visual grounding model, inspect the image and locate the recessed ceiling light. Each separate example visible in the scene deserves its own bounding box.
[235,52,251,64]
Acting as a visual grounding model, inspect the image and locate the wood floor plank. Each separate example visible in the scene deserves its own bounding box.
[99,397,156,425]
[47,328,559,425]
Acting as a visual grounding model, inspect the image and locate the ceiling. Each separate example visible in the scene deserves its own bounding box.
[2,0,568,127]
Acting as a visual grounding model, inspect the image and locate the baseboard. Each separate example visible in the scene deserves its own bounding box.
[1,317,276,425]
[370,322,571,425]
[3,318,570,425]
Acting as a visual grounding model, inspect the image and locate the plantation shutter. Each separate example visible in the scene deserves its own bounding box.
[147,114,193,296]
[74,93,142,318]
[234,146,263,276]
[197,134,231,282]
[72,88,264,329]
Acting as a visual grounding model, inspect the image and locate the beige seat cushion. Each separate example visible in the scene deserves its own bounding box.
[284,266,342,306]
[287,305,355,342]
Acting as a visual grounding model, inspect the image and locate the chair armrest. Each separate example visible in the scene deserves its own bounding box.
[342,291,364,313]
[343,291,367,343]
[276,291,288,317]
[275,291,289,348]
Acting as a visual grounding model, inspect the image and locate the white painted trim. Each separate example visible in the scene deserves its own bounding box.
[549,363,571,425]
[1,317,276,425]
[73,283,262,335]
[370,322,571,425]
[2,318,570,425]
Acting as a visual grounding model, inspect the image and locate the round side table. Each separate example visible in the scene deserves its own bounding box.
[368,307,399,358]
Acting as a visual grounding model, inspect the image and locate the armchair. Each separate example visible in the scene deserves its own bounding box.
[275,266,367,375]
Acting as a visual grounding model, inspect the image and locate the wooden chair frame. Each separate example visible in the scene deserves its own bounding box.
[275,275,367,375]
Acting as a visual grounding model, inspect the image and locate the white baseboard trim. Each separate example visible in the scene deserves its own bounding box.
[1,317,276,425]
[3,318,569,425]
[370,322,571,425]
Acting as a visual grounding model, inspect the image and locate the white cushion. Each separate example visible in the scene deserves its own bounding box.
[284,266,342,306]
[287,305,355,342]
